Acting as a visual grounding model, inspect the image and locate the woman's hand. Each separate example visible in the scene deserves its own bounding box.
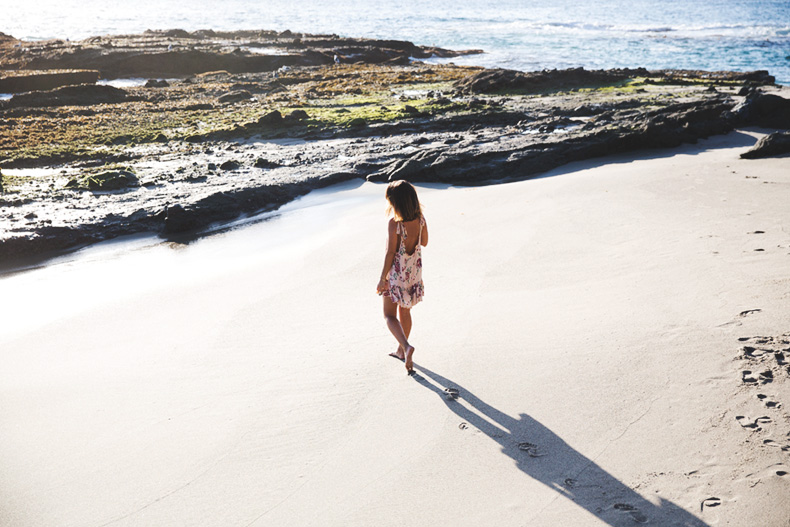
[376,277,388,295]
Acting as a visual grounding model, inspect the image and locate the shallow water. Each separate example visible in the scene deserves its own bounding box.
[3,0,789,83]
[97,78,150,88]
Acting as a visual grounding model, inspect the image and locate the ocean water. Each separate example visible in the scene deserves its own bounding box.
[2,0,789,83]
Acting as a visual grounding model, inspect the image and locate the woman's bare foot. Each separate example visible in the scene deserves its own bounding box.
[404,345,415,373]
[388,346,405,361]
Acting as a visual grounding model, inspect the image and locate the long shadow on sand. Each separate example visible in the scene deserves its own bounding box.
[412,365,711,527]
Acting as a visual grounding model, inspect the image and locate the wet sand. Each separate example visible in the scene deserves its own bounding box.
[1,129,789,526]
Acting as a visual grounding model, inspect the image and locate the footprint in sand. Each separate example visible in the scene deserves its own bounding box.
[759,370,774,383]
[444,387,459,400]
[742,370,758,384]
[458,422,468,430]
[518,442,547,458]
[762,439,790,452]
[775,352,787,366]
[613,503,648,524]
[700,497,722,512]
[736,415,772,430]
[739,336,771,344]
[757,394,782,409]
[739,309,762,318]
[742,346,767,358]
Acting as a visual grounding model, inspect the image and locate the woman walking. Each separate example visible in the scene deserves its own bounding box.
[376,180,429,374]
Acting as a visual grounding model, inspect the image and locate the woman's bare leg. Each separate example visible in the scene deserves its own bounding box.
[391,306,413,360]
[383,296,414,371]
[399,305,412,339]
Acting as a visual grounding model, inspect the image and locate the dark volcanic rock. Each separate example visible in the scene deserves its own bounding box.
[455,67,647,94]
[367,96,740,185]
[144,78,170,88]
[163,184,306,234]
[369,149,443,182]
[65,169,140,191]
[163,204,200,234]
[257,110,283,126]
[0,30,482,78]
[218,89,253,103]
[254,158,280,169]
[219,160,241,170]
[6,84,128,108]
[740,132,790,159]
[0,70,100,93]
[284,109,309,121]
[456,67,776,96]
[732,93,790,128]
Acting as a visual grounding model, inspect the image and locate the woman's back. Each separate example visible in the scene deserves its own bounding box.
[396,217,425,255]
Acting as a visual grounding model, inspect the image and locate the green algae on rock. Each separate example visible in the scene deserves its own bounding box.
[65,167,139,191]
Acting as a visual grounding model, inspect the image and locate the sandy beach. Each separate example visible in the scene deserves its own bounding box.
[1,128,789,526]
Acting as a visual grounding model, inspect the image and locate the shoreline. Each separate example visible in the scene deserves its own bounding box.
[2,129,788,526]
[1,29,789,266]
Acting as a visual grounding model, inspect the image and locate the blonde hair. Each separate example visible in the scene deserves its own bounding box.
[385,180,422,221]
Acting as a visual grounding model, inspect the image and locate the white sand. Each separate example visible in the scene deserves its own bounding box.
[1,128,789,527]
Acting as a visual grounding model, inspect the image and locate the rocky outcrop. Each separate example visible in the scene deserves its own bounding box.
[0,70,100,93]
[455,67,647,94]
[163,183,307,234]
[4,84,128,108]
[455,67,775,95]
[65,169,139,191]
[740,132,790,159]
[0,30,482,79]
[0,45,787,266]
[732,93,790,129]
[368,96,740,183]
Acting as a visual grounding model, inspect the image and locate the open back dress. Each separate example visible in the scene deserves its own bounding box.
[385,216,425,309]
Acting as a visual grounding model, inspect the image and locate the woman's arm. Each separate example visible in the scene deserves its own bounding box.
[420,217,429,247]
[376,220,399,294]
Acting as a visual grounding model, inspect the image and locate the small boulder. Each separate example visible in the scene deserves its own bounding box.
[184,102,213,111]
[163,204,196,233]
[218,90,253,104]
[257,110,283,126]
[145,79,170,88]
[740,132,790,159]
[65,168,139,191]
[219,160,241,171]
[254,158,280,169]
[284,109,309,121]
[734,93,790,128]
[163,29,191,38]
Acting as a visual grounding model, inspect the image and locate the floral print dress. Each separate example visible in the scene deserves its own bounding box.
[386,216,425,308]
